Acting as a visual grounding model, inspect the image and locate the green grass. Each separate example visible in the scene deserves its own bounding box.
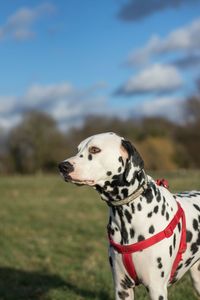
[0,171,200,299]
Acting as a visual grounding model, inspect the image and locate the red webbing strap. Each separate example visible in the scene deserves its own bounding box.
[109,202,187,283]
[109,202,183,254]
[170,204,187,282]
[122,253,138,284]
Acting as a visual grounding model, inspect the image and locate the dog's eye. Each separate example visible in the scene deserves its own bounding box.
[89,146,101,154]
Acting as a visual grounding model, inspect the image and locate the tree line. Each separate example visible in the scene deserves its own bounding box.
[0,94,200,174]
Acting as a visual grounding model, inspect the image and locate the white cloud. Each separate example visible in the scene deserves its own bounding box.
[0,96,17,114]
[25,82,73,106]
[0,115,21,130]
[0,3,56,41]
[0,81,188,131]
[13,29,35,41]
[0,81,109,131]
[127,18,200,65]
[134,96,185,122]
[117,64,183,95]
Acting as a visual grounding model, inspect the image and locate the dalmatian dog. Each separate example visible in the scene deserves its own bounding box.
[58,132,200,300]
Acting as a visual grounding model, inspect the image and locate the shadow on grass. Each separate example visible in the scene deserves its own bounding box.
[0,267,111,300]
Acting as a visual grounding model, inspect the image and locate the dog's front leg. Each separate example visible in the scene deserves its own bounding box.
[109,247,135,300]
[148,285,168,300]
[115,287,134,300]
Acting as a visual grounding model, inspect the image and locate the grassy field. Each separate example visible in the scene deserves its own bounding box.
[0,170,200,300]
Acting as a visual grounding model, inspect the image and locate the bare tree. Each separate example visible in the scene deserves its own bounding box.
[8,111,67,173]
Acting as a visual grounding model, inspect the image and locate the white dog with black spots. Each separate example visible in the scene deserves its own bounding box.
[58,132,200,300]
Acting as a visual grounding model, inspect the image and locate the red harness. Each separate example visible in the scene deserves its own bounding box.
[109,182,187,284]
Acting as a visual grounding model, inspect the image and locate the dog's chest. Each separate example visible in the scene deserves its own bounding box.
[108,185,200,286]
[108,184,177,245]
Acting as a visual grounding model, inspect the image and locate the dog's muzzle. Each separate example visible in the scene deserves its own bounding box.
[58,161,74,181]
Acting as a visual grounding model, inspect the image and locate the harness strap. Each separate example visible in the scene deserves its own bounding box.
[170,204,186,281]
[122,253,138,284]
[109,202,186,284]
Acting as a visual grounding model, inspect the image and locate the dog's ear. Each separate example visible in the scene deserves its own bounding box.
[121,139,144,170]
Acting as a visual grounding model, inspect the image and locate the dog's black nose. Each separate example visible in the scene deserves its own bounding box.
[58,161,74,174]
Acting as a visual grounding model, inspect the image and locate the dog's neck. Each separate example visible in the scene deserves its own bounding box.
[107,179,178,245]
[95,168,147,203]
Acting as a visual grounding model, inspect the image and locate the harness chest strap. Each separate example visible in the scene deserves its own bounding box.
[109,202,187,284]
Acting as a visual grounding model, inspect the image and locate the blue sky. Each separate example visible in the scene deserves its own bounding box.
[0,0,200,130]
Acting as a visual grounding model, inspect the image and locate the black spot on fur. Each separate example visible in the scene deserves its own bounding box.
[131,203,135,214]
[111,174,126,188]
[123,162,131,181]
[166,212,169,221]
[138,235,145,242]
[193,204,200,212]
[149,225,155,234]
[193,219,198,231]
[118,208,129,244]
[130,228,135,238]
[111,186,119,196]
[104,180,110,187]
[120,275,134,289]
[197,232,200,245]
[161,203,166,216]
[156,189,161,202]
[95,185,103,194]
[161,271,164,277]
[186,230,193,243]
[118,167,122,173]
[121,188,128,198]
[158,263,162,269]
[137,203,142,211]
[157,257,161,263]
[154,205,159,214]
[147,212,153,218]
[80,154,83,158]
[88,154,92,160]
[169,245,173,257]
[118,291,129,299]
[119,156,124,166]
[185,256,194,267]
[144,188,153,203]
[177,263,183,270]
[173,234,176,249]
[107,224,115,236]
[178,222,181,232]
[151,183,157,195]
[191,242,198,255]
[107,171,112,176]
[157,258,163,269]
[124,210,132,224]
[109,256,113,267]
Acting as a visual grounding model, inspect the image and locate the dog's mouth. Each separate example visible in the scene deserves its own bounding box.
[60,173,95,186]
[71,179,95,186]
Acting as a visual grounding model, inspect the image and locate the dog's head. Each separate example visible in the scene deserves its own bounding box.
[58,132,144,200]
